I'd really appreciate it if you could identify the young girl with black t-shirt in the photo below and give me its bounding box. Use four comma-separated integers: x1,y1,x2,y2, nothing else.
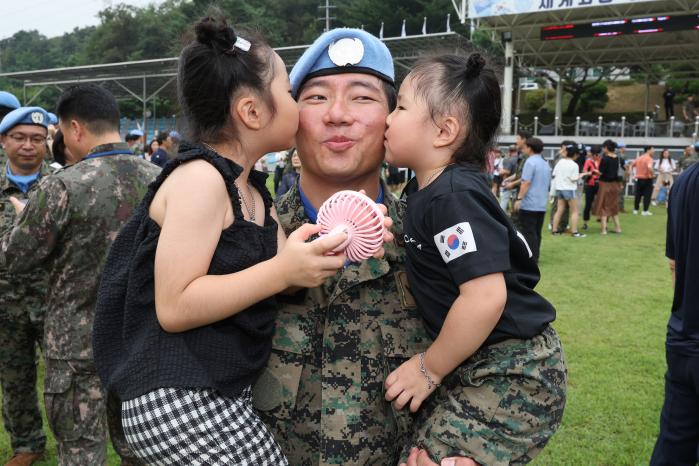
92,14,354,465
383,54,567,466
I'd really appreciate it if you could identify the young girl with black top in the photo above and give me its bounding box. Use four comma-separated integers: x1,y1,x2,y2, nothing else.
382,54,567,466
92,14,352,465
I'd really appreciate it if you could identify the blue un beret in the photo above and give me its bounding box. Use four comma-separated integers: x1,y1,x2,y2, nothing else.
47,112,58,125
128,129,144,137
290,28,394,98
0,91,20,110
0,106,50,134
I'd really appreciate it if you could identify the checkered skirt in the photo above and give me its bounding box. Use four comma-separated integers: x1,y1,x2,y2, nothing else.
122,386,288,465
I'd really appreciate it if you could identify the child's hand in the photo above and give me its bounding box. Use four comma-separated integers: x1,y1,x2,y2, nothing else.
277,223,348,288
385,353,441,412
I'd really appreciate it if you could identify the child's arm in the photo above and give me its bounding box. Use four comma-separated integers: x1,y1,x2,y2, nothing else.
154,162,347,333
385,272,506,412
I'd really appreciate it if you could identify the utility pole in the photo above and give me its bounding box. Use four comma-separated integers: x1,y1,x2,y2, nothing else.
317,0,336,33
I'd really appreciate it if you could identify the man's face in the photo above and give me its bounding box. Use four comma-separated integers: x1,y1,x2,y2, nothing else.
295,73,389,183
515,135,526,150
1,124,47,174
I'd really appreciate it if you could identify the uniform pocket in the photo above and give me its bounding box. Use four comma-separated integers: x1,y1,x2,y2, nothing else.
44,362,81,442
252,308,307,418
44,360,107,444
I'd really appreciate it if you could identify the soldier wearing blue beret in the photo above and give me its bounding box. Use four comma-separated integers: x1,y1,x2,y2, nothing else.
0,91,21,120
0,91,22,167
252,28,480,466
0,106,52,466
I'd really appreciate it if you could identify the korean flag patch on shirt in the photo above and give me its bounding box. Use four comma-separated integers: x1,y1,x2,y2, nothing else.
434,222,477,263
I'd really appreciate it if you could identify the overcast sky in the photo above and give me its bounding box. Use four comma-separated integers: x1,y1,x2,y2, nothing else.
0,0,166,40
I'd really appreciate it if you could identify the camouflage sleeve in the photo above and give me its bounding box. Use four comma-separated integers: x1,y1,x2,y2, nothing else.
0,176,70,273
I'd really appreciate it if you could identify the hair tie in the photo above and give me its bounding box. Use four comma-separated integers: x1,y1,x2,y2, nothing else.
230,36,251,53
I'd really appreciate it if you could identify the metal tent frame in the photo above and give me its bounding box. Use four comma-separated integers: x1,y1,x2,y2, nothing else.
450,0,699,136
0,32,470,136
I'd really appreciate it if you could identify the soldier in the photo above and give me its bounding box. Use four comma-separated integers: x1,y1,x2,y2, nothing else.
678,143,699,174
252,28,474,465
0,91,21,168
0,84,159,466
0,106,51,466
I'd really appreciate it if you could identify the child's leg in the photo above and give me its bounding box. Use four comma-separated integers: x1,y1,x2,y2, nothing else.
401,327,567,466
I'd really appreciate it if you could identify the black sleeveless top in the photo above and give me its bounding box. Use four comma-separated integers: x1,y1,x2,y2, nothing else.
93,142,278,400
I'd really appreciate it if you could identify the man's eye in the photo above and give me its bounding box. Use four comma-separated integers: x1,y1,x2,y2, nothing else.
397,106,406,111
355,96,375,102
304,95,326,101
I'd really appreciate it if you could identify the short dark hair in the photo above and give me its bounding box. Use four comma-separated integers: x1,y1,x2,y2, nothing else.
56,83,120,135
516,130,532,140
643,145,654,153
409,53,501,170
602,139,617,152
125,133,140,142
524,137,543,154
178,9,276,144
590,144,602,155
156,131,170,145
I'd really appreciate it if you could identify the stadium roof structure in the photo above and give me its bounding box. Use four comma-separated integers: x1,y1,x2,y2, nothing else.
475,0,699,74
451,0,699,136
0,32,470,109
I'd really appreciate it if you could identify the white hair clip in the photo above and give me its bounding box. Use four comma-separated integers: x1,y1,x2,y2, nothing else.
234,36,251,52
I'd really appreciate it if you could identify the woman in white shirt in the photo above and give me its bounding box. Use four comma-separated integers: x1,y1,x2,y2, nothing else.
652,148,676,205
551,143,585,237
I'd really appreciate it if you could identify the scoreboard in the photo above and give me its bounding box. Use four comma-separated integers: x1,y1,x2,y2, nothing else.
540,13,699,40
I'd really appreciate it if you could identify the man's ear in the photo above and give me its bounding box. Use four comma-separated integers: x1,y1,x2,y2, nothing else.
70,119,83,142
233,96,263,130
434,116,461,149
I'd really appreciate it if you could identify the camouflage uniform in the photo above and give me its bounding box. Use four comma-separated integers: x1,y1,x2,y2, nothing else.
0,143,159,466
678,153,698,173
253,179,432,465
0,161,50,455
401,326,567,465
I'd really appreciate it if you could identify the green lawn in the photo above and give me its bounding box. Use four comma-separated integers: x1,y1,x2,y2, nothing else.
0,199,673,465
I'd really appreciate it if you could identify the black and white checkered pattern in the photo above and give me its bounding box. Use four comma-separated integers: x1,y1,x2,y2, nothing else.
122,386,288,465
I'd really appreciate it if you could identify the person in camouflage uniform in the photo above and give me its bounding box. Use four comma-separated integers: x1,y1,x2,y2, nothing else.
678,143,699,173
0,106,51,466
0,85,158,466
251,28,434,466
0,91,22,172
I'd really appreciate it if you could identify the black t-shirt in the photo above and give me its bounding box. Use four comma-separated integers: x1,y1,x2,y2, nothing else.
663,90,675,104
402,164,556,345
665,162,699,354
599,154,621,182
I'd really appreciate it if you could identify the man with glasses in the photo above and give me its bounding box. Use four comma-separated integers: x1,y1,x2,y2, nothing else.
0,106,51,466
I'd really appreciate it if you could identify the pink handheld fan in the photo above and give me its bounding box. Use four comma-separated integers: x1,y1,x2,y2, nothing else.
316,190,385,262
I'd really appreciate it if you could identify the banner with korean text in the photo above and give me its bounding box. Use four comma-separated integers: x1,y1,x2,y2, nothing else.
468,0,659,19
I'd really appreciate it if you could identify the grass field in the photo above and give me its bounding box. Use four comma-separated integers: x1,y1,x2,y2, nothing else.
0,199,673,465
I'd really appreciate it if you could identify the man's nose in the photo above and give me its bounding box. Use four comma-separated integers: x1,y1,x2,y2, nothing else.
323,98,354,126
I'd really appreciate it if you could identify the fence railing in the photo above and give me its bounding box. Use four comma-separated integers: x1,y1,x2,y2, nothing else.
512,115,699,140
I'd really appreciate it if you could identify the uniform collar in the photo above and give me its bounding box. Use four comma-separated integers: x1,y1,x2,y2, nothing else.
297,180,384,224
85,142,133,159
1,161,49,194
